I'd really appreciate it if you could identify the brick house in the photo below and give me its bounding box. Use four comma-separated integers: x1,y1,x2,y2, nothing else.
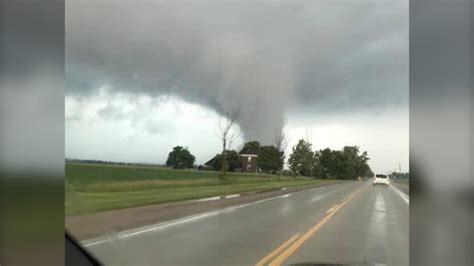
239,147,259,172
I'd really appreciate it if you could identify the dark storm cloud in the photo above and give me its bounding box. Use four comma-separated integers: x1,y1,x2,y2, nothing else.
66,0,408,143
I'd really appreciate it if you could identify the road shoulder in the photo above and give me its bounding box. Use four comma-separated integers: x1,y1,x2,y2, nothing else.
392,180,409,196
67,180,344,240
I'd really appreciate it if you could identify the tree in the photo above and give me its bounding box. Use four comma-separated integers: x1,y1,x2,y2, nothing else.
366,169,375,178
217,107,241,180
311,150,322,178
316,148,335,179
217,107,241,152
355,150,371,178
257,145,284,173
340,146,373,180
240,140,260,153
340,146,359,180
288,139,314,177
166,146,195,169
212,150,241,172
330,150,346,179
314,146,373,180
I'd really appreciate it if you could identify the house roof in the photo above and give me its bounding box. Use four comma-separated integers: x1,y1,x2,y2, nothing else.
204,155,218,166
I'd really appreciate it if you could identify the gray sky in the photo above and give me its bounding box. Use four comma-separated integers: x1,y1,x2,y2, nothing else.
65,0,408,174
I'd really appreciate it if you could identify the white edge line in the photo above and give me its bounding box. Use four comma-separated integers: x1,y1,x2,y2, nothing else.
223,197,276,211
82,239,107,247
82,211,219,247
279,193,293,198
225,194,240,199
83,192,298,247
82,183,339,247
390,184,409,204
196,196,221,202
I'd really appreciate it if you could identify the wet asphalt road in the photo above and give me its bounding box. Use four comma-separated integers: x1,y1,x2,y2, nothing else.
85,180,408,265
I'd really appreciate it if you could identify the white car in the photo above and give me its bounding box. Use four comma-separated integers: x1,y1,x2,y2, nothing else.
373,174,390,186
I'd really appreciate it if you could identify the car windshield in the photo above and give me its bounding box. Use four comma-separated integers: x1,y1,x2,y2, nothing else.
65,1,409,265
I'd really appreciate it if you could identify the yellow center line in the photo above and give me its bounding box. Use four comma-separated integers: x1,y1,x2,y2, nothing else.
325,204,339,214
255,233,301,266
267,190,360,266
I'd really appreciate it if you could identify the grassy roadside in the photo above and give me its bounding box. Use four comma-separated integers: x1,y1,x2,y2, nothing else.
66,163,336,216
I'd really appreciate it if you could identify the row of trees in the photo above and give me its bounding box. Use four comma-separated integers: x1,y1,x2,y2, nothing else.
165,140,286,174
165,139,373,181
288,139,373,180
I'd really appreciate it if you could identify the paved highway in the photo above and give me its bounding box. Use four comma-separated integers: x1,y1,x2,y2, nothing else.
84,181,408,265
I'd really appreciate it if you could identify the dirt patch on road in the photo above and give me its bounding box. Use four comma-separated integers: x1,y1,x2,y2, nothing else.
66,181,342,240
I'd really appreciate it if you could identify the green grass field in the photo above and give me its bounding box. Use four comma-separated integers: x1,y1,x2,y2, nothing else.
66,163,336,216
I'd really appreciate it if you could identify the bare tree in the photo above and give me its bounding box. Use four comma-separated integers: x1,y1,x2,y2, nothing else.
274,128,290,177
274,127,289,152
218,107,241,151
217,107,241,180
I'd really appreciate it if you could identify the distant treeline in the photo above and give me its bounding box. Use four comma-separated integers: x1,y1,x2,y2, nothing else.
391,172,409,179
66,159,165,167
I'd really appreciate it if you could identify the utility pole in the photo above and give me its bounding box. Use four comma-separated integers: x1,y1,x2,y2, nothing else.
399,162,401,173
